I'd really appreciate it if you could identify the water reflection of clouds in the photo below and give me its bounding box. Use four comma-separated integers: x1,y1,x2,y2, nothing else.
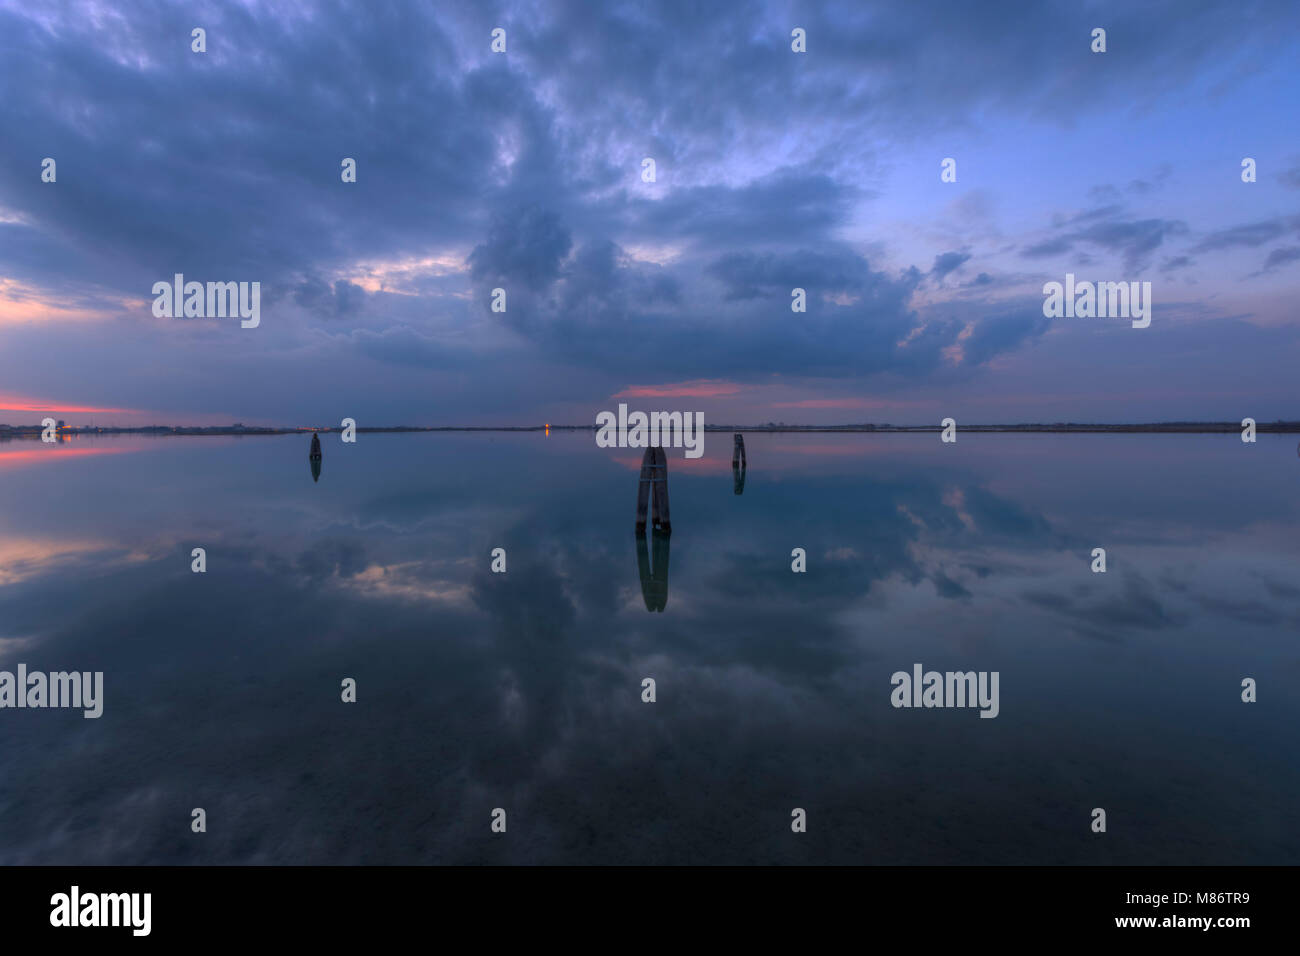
0,433,1297,863
0,535,154,587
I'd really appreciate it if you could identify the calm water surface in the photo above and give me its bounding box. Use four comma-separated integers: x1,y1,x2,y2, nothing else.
0,431,1296,864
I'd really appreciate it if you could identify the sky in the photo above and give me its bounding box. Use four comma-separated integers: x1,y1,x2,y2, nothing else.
0,0,1298,427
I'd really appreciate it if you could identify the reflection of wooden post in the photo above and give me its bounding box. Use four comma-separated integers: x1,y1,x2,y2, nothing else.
635,446,671,534
309,432,323,483
732,433,746,467
635,448,652,533
651,447,670,534
732,433,746,495
636,529,670,612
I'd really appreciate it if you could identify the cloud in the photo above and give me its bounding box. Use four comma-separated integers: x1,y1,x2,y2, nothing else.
0,0,1297,424
1191,219,1291,253
1022,205,1190,271
613,380,746,398
1126,164,1173,194
706,246,883,301
930,251,972,281
631,170,860,246
468,204,572,290
293,275,367,318
347,325,467,370
1021,236,1075,259
1278,159,1300,190
1258,245,1300,273
0,393,140,415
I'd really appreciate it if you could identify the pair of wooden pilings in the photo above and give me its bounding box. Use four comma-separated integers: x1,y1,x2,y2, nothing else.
635,434,748,527
635,446,671,534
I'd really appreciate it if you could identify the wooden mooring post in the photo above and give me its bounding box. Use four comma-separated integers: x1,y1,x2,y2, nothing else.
732,433,746,467
732,433,746,494
635,446,671,534
309,432,322,483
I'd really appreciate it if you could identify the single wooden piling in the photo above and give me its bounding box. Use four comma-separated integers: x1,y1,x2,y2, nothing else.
732,433,746,467
635,446,671,534
733,459,745,495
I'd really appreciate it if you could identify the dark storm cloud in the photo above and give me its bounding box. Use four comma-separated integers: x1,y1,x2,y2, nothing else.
0,0,501,292
557,239,681,312
465,212,1053,381
468,205,572,290
463,225,1018,380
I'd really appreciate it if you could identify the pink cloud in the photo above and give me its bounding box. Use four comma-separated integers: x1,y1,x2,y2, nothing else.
0,393,140,415
771,397,941,409
612,379,747,399
0,278,144,326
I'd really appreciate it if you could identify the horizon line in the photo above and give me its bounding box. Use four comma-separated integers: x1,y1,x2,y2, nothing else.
3,420,1300,434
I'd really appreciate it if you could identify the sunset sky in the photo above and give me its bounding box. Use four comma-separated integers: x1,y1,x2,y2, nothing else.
1,0,1298,427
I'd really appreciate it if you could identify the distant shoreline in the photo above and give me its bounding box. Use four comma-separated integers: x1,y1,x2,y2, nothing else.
3,421,1299,437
